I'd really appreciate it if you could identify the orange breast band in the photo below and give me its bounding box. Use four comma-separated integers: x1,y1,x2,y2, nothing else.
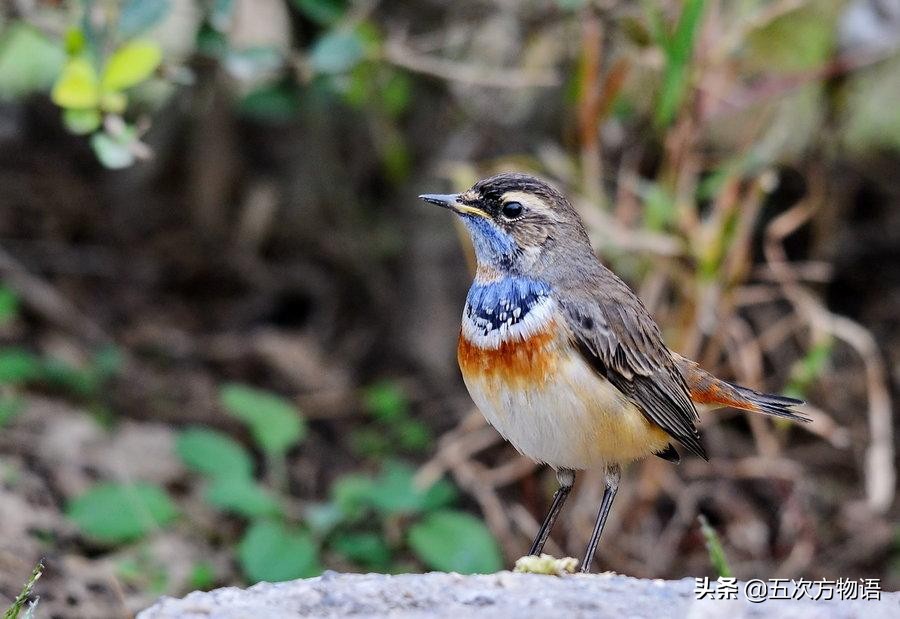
457,321,559,386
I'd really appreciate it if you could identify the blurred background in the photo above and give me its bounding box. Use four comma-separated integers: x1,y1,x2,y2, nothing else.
0,0,899,615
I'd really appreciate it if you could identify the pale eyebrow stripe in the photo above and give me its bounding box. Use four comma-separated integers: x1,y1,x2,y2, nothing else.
500,190,544,207
500,190,563,221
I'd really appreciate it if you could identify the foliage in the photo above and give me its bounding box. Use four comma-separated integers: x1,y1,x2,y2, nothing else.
0,284,121,430
646,0,705,128
351,381,432,458
175,428,254,480
786,339,834,400
0,345,121,407
238,520,320,583
220,384,306,457
0,24,65,101
66,483,179,543
698,515,732,579
408,510,503,574
0,0,411,169
2,560,43,619
0,285,18,325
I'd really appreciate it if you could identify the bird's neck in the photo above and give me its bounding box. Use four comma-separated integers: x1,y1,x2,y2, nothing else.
461,215,517,271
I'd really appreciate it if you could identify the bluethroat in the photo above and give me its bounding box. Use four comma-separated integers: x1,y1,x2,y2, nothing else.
420,172,809,573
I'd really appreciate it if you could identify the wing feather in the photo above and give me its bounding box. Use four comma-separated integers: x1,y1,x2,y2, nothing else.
562,295,709,461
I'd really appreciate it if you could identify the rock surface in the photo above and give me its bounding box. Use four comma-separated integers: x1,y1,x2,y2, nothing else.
138,571,899,619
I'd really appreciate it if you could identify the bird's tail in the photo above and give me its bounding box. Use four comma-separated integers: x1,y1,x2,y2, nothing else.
672,353,810,423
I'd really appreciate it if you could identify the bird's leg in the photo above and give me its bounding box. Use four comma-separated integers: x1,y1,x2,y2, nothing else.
528,468,575,556
579,464,621,573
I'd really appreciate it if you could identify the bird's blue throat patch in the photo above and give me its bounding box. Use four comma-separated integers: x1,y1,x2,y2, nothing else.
465,276,551,335
460,215,518,270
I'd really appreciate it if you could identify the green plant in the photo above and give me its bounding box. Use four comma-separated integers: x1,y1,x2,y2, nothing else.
785,338,833,400
3,560,43,619
646,0,705,128
0,284,121,425
47,1,171,168
350,381,433,458
0,285,19,326
698,514,732,578
319,460,501,574
66,482,179,544
178,383,310,582
177,382,500,581
116,548,170,595
1,0,414,174
408,510,503,574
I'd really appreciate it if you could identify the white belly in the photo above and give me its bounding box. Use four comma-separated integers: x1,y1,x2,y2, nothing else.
461,348,670,470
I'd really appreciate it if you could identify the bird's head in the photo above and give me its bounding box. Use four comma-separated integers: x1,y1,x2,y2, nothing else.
420,172,591,278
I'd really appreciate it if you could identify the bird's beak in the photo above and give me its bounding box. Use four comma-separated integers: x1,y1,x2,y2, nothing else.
419,193,488,218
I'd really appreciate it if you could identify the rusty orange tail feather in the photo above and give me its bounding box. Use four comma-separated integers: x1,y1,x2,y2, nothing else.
673,353,810,423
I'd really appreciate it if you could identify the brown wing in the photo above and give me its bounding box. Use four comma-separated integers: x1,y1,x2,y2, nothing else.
560,285,709,461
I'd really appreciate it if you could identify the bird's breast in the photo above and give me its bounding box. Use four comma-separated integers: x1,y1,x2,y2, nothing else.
457,283,669,469
458,282,561,386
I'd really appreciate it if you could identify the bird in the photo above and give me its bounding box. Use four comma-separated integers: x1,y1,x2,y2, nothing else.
419,172,809,573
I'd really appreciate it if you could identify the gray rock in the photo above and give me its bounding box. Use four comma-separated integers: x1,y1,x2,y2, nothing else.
138,571,899,619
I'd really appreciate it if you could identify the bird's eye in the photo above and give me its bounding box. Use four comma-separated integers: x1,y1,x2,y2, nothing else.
500,201,524,220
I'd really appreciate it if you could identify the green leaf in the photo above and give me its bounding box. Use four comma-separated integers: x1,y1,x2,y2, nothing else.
64,28,86,56
0,348,42,384
350,427,392,456
408,510,502,574
291,0,347,26
330,474,377,519
0,285,19,324
118,0,171,39
641,181,675,231
238,520,321,583
0,23,66,101
369,461,456,515
100,90,128,114
698,514,732,578
51,56,99,109
304,502,345,536
62,108,101,135
363,381,408,423
66,483,178,543
175,428,253,480
653,0,705,128
786,338,833,398
330,532,391,569
206,477,281,518
220,384,305,455
310,30,364,75
100,40,162,93
42,357,98,396
90,130,136,169
395,420,432,452
239,84,301,122
188,561,216,591
92,346,123,380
